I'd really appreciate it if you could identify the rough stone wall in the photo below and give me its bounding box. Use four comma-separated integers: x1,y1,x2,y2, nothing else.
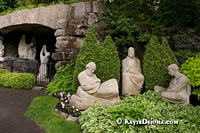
0,2,108,69
52,2,108,69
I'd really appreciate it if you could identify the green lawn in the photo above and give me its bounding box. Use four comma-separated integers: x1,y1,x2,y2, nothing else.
25,96,81,133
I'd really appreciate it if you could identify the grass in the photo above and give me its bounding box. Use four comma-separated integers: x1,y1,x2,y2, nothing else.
25,96,81,133
0,0,97,16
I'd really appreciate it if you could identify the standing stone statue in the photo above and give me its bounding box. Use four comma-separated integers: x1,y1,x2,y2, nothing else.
154,64,191,106
38,45,50,78
122,47,144,96
70,62,120,110
0,36,5,61
18,35,36,60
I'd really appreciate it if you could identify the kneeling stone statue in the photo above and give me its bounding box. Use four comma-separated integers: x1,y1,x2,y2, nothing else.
70,62,120,110
154,64,191,106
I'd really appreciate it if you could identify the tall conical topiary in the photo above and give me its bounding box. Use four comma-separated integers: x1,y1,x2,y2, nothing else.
143,35,178,90
98,35,120,85
161,37,179,65
72,28,101,92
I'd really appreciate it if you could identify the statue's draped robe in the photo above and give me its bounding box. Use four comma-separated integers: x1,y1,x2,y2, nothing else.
161,74,191,105
122,57,144,96
78,71,119,99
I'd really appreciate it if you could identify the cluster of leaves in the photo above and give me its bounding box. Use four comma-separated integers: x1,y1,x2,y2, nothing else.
101,0,167,56
0,69,36,89
153,0,200,29
47,62,74,95
180,55,200,99
79,91,200,132
0,0,18,12
54,92,81,117
72,28,120,91
143,35,178,90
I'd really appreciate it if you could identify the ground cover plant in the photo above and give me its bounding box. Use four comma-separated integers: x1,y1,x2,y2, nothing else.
0,69,36,89
180,55,200,99
79,91,200,133
25,96,81,133
47,62,74,95
54,92,81,117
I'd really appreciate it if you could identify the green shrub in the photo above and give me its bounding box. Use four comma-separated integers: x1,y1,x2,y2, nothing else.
0,68,8,74
98,35,120,84
72,29,121,91
79,91,200,133
180,55,200,99
0,73,36,89
161,37,179,65
72,28,101,91
143,35,178,90
47,62,74,95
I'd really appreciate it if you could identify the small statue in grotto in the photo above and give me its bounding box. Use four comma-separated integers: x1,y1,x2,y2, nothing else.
0,36,5,61
18,35,36,60
38,45,50,78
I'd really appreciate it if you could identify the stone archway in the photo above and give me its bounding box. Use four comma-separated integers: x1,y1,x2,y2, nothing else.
1,24,56,62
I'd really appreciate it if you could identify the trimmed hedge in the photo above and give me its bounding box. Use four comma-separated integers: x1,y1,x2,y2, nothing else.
98,35,120,84
0,69,36,89
180,55,200,99
72,28,101,91
79,91,200,132
143,36,178,90
47,62,74,95
72,29,120,91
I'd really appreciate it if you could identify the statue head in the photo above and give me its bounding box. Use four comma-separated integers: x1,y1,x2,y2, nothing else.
86,62,96,75
128,47,135,58
168,64,179,76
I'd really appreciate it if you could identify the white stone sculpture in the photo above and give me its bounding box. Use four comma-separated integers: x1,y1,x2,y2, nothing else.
38,45,50,78
18,35,36,60
154,64,191,106
122,47,144,96
0,37,5,61
70,62,120,110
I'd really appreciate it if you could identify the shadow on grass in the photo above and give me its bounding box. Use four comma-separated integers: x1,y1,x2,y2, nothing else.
25,96,81,133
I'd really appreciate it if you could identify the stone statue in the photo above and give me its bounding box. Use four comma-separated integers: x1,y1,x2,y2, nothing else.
0,36,5,61
38,45,50,78
70,62,120,110
154,64,191,106
18,35,36,60
122,47,144,96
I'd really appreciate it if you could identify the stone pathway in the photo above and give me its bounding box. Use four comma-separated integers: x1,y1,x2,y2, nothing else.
0,87,46,133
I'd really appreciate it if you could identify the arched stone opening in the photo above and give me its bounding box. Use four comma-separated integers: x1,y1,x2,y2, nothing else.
0,24,57,75
1,24,56,63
